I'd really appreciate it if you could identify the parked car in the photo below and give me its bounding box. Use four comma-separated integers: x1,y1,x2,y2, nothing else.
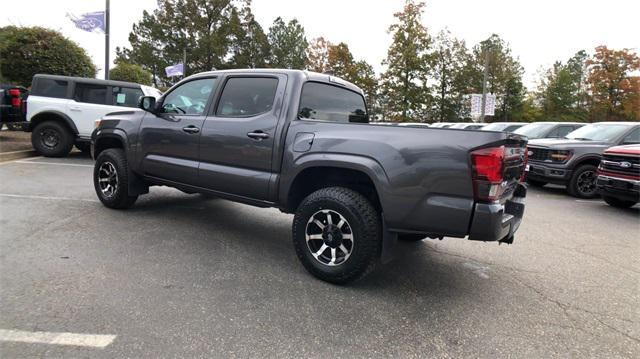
480,122,525,132
24,74,161,157
513,122,585,139
596,144,639,208
0,84,28,129
448,122,487,130
397,122,430,128
430,122,454,128
91,69,528,284
526,122,640,198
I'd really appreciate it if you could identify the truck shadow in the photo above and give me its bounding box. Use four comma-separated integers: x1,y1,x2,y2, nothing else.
126,191,488,299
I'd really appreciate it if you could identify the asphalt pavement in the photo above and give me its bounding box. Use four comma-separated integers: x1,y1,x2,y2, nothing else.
0,154,638,358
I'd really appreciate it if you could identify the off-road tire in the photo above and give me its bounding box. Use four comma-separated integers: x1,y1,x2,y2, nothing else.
602,196,636,209
567,164,598,199
292,187,381,284
31,121,73,157
93,148,138,209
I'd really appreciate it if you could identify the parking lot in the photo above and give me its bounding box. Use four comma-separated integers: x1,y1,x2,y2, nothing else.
0,154,638,358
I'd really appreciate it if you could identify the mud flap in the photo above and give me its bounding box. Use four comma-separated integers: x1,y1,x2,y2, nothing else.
381,212,397,264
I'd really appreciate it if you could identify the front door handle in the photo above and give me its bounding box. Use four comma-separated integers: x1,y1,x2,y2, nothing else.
182,126,200,134
247,131,270,140
69,106,81,111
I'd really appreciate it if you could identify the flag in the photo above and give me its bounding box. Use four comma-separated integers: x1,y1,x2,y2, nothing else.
165,64,184,77
67,12,106,33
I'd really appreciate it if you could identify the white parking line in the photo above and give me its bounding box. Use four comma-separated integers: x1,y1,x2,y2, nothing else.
13,160,93,168
0,329,116,348
0,193,99,203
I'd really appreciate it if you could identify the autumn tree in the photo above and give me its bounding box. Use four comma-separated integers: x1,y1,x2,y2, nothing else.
380,0,433,122
306,37,331,73
586,46,640,120
268,17,308,69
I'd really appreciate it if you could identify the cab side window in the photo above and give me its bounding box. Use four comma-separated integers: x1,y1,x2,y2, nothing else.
298,82,368,123
215,77,278,117
161,78,216,115
74,83,108,105
112,87,144,108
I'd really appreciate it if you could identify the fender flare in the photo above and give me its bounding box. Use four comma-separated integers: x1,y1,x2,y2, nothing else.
94,128,148,196
29,110,79,134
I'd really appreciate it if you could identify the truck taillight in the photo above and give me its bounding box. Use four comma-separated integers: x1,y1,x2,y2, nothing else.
471,146,505,202
8,89,21,107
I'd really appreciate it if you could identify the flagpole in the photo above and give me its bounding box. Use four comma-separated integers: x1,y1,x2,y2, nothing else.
104,0,110,80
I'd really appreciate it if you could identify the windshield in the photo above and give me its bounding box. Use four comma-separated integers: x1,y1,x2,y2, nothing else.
565,124,631,141
513,123,555,139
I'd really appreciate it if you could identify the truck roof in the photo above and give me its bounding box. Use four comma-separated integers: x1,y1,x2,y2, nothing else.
185,69,364,95
33,74,145,88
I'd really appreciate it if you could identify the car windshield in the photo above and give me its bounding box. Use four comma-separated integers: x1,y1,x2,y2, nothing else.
565,124,632,141
513,123,555,139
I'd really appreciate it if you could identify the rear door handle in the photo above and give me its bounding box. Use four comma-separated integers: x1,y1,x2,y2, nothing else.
247,131,269,140
182,126,200,134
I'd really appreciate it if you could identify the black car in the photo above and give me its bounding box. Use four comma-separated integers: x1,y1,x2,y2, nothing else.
514,122,584,140
526,122,640,198
0,84,28,129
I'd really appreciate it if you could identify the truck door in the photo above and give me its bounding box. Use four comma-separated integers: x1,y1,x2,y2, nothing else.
197,74,287,200
138,77,218,184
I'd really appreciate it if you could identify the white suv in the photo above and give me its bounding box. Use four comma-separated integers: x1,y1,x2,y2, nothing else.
26,74,161,157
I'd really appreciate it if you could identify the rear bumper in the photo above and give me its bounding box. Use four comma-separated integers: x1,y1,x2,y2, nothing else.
596,175,640,202
468,183,527,243
525,161,571,184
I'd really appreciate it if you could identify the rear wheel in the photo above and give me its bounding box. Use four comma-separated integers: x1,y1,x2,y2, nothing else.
526,179,547,187
603,196,636,208
93,148,138,209
31,121,73,157
292,187,381,284
568,164,598,199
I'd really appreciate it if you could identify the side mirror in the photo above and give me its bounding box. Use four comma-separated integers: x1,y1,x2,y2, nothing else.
138,96,157,113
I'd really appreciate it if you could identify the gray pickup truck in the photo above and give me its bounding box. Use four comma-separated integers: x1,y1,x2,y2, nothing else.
91,69,528,283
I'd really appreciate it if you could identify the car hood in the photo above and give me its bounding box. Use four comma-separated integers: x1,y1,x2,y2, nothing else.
528,138,611,150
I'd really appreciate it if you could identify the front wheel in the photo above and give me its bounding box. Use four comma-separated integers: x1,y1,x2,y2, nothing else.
568,164,598,199
93,148,138,209
603,196,637,208
292,187,381,284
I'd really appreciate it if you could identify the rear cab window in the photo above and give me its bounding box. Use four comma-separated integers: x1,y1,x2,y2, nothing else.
31,78,68,99
298,82,368,123
74,82,108,105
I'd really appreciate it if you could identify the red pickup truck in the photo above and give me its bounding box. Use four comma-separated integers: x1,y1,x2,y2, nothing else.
596,144,640,208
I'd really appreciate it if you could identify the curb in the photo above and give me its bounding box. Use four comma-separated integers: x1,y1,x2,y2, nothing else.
0,150,39,162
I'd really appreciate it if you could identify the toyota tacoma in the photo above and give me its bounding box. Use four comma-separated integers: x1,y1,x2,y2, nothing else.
91,69,528,284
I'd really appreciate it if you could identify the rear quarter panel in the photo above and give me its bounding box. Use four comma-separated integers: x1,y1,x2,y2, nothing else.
280,121,514,237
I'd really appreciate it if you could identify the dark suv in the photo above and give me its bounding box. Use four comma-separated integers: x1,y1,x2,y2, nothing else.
526,122,640,198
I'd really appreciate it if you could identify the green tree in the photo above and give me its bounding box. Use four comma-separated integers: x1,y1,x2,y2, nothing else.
229,1,271,68
380,0,433,122
109,62,152,85
536,51,588,121
267,17,308,69
431,30,469,122
462,34,526,121
0,26,96,86
117,0,238,87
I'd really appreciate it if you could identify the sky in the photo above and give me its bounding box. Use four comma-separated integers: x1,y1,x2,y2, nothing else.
2,0,639,88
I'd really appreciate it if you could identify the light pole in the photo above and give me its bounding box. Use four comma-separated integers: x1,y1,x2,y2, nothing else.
104,0,110,80
479,44,490,123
